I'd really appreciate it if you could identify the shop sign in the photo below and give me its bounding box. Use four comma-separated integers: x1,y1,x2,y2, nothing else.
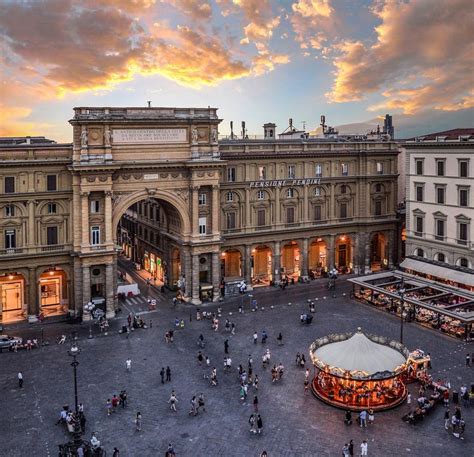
249,178,321,188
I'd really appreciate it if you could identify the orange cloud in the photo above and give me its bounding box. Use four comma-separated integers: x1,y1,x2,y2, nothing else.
290,0,336,51
327,0,474,114
167,0,213,20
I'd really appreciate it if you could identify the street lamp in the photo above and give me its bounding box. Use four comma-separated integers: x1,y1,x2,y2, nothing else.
59,343,85,455
397,278,406,344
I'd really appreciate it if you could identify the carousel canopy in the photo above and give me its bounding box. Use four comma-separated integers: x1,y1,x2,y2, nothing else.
314,331,406,375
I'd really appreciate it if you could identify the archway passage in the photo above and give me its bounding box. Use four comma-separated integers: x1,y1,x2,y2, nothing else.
309,239,327,278
281,241,300,280
251,245,272,287
117,197,185,290
335,235,352,273
221,249,242,279
0,272,25,323
39,268,68,318
371,232,387,271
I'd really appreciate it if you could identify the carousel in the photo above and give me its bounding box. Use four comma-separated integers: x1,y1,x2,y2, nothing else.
309,328,409,411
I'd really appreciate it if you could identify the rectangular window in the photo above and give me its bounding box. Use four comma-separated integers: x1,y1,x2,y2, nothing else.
458,223,468,244
199,217,207,235
4,176,15,193
5,205,14,217
314,205,322,221
257,190,264,200
287,207,295,224
415,185,424,202
90,200,100,213
375,200,382,216
227,167,236,182
46,175,57,191
459,188,469,207
376,162,383,174
436,160,445,177
47,203,57,214
415,159,423,175
415,216,423,236
258,166,266,180
340,203,347,219
257,209,266,226
288,165,296,179
91,226,100,245
5,229,16,249
47,226,58,245
198,193,207,205
459,160,469,178
435,220,445,240
315,164,322,177
341,163,348,176
226,212,236,230
436,187,445,204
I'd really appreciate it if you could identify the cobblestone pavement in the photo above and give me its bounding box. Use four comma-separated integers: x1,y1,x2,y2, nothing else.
1,276,473,457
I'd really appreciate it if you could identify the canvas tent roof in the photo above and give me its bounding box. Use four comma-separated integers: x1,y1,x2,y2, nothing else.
314,331,406,375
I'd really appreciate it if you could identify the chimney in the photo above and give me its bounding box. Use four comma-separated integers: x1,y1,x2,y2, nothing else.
263,123,276,140
147,101,152,108
230,121,234,140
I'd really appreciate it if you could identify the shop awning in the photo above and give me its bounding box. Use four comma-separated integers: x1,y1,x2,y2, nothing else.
400,258,474,288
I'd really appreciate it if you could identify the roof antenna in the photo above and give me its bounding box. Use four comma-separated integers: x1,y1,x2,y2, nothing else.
147,101,152,108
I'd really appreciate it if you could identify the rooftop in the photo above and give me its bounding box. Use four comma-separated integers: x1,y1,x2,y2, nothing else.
0,136,57,146
407,128,474,142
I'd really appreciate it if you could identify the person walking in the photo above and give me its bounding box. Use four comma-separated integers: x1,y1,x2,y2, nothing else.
360,440,368,456
256,414,263,434
261,330,268,344
444,409,450,429
368,409,375,425
17,372,23,388
359,409,367,427
249,413,256,433
348,439,354,457
197,351,203,366
305,368,310,382
112,447,120,457
342,444,350,457
197,393,206,413
277,332,283,346
253,395,259,412
466,353,471,367
304,378,310,394
135,412,142,431
253,374,259,390
253,331,258,344
125,359,131,372
407,392,412,408
168,391,178,412
166,366,171,382
106,399,112,416
224,339,229,354
189,396,197,416
160,367,165,384
111,394,119,412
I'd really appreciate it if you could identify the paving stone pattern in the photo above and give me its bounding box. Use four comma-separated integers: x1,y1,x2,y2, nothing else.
0,278,473,457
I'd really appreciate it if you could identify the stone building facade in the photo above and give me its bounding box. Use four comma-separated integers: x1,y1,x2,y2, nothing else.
0,107,400,323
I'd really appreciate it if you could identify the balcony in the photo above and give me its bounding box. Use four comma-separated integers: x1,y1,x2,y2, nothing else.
41,244,66,252
0,247,23,255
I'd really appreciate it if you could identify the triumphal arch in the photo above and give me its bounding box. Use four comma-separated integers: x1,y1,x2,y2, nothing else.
70,107,223,316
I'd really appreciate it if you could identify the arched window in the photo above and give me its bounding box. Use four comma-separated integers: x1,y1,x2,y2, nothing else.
226,191,234,202
437,253,445,262
416,248,424,257
459,257,469,268
375,183,381,193
341,185,347,194
257,190,265,200
287,188,294,198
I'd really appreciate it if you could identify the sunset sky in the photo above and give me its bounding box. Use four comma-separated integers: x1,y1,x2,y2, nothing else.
1,0,473,141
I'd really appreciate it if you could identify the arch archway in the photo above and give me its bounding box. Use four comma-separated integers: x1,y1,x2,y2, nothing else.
0,272,26,323
370,232,387,271
335,235,352,272
221,249,242,278
251,245,272,286
309,238,327,277
112,189,192,242
38,267,69,317
281,241,300,279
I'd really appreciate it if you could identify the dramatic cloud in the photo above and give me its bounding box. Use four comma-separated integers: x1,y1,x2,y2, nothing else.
290,0,335,51
167,0,213,21
327,0,474,114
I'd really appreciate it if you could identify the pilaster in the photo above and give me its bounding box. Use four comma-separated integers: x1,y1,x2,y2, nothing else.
211,252,220,301
273,241,281,283
105,263,115,318
191,254,201,304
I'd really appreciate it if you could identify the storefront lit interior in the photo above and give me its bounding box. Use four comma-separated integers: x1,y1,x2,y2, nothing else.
39,268,68,317
350,261,474,340
281,241,300,280
221,249,242,279
309,239,327,278
251,245,272,287
335,235,353,273
0,273,25,323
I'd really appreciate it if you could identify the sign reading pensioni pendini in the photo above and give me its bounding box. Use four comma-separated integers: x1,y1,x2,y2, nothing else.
249,178,321,188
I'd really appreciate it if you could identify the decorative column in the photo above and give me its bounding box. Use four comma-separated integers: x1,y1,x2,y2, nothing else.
364,233,371,273
191,254,201,305
303,185,309,223
182,247,192,298
275,189,281,225
330,183,336,220
273,241,281,284
104,191,113,246
301,238,309,278
244,245,252,285
353,233,360,274
211,252,220,301
27,200,35,248
388,230,395,268
81,191,89,247
27,267,38,322
105,263,115,318
245,188,251,228
82,265,91,306
191,186,199,236
212,185,220,235
328,235,335,269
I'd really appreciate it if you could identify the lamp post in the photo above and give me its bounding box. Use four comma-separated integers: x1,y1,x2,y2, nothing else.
69,343,83,451
397,279,406,344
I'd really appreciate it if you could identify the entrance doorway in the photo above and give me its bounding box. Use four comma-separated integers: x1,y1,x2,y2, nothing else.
39,269,68,317
221,249,242,279
281,241,300,280
0,273,24,323
371,232,387,271
335,235,352,273
309,239,327,278
251,245,272,286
